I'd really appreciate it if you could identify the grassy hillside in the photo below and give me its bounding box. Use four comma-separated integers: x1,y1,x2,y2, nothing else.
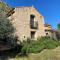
20,37,60,54
12,46,60,60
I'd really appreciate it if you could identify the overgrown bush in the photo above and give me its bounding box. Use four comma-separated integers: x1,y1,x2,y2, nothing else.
20,37,60,55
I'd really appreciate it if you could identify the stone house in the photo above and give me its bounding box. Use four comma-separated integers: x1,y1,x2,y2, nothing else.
8,6,46,41
44,24,52,37
44,24,60,40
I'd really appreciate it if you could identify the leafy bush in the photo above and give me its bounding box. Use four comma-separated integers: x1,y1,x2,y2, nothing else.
20,37,60,55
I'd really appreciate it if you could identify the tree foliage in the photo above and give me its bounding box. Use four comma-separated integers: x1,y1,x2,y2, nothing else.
0,2,16,47
57,23,60,30
0,2,15,17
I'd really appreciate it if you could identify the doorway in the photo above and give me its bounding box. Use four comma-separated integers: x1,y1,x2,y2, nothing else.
31,31,35,39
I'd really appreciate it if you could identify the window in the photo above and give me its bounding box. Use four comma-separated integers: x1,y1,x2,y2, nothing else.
30,15,35,28
30,15,35,21
30,14,38,29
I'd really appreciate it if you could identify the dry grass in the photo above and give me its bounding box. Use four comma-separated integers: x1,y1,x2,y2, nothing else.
9,46,60,60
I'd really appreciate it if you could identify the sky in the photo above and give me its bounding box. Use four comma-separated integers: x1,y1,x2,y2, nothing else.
4,0,60,29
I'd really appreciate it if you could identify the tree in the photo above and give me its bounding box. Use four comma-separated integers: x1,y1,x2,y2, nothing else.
57,23,60,30
0,2,15,17
0,2,16,47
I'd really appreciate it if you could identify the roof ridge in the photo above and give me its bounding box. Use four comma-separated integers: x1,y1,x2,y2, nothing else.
16,6,33,8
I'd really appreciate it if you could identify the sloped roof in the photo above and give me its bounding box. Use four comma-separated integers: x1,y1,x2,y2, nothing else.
45,29,60,33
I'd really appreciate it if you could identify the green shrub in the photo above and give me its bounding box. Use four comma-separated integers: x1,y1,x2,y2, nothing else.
20,37,60,55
